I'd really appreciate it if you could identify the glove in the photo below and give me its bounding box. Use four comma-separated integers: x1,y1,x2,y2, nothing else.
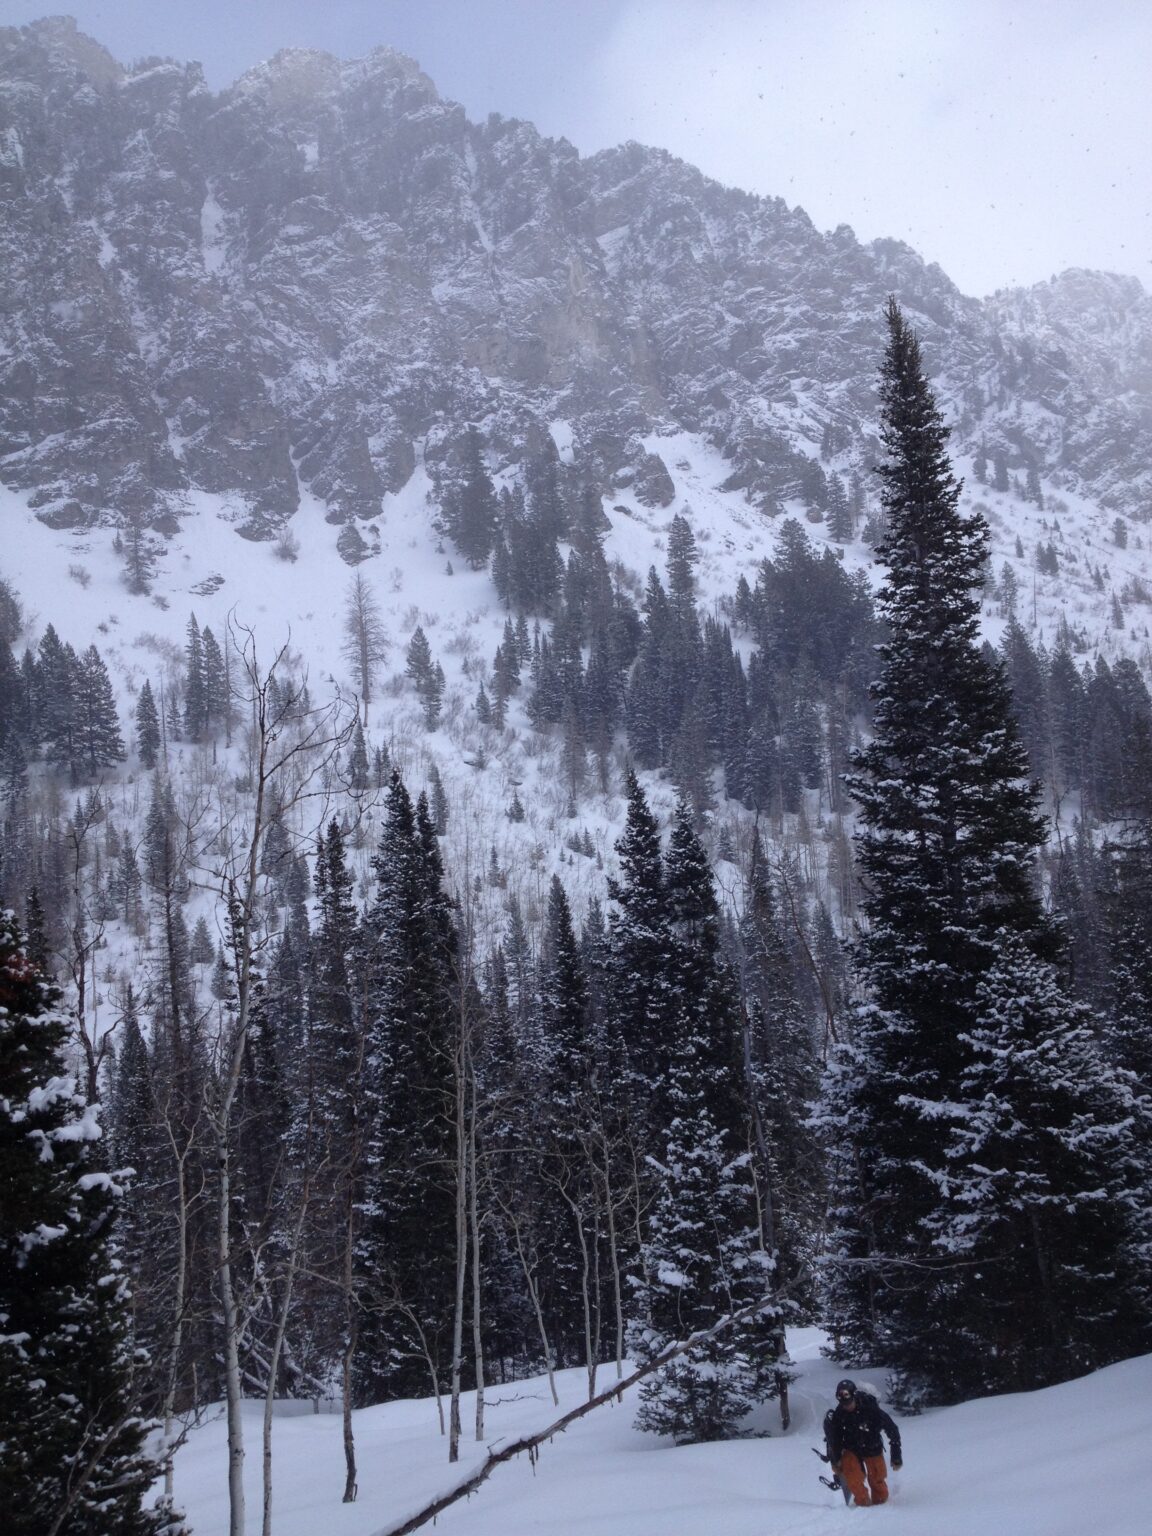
891,1455,903,1470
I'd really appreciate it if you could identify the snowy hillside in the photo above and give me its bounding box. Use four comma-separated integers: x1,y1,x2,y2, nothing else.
6,404,1150,956
168,1330,1152,1536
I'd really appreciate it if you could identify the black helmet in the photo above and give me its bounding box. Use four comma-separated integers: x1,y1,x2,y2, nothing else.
835,1379,857,1400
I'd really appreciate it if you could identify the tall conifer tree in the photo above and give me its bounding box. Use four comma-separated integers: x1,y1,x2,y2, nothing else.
821,300,1149,1405
0,912,175,1534
629,801,781,1441
356,773,459,1400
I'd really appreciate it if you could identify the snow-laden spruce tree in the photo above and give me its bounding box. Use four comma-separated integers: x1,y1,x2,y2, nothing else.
819,299,1150,1406
355,773,459,1404
921,932,1150,1397
627,799,783,1442
0,910,180,1534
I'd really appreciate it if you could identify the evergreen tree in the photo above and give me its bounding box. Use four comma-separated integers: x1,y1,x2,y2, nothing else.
518,875,596,1366
738,834,823,1304
0,912,174,1534
405,627,444,729
347,720,370,794
625,571,673,769
183,615,206,741
500,483,563,614
36,624,80,778
135,681,161,769
442,426,499,570
665,514,699,615
1000,617,1048,781
565,485,615,641
922,933,1150,1396
629,801,781,1441
296,818,365,1391
75,645,126,778
525,443,568,542
1046,640,1085,795
0,575,22,648
605,769,675,1128
0,638,25,755
821,300,1110,1406
356,773,459,1400
826,472,854,542
200,627,228,737
1102,820,1152,1091
427,763,450,835
105,989,174,1421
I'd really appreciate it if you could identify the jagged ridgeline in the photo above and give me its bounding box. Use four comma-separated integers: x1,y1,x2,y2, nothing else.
0,15,1150,546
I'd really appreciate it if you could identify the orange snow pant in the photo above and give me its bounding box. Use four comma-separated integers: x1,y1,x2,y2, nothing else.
839,1452,889,1506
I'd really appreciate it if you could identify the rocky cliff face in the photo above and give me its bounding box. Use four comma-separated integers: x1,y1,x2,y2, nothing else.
1,16,1149,546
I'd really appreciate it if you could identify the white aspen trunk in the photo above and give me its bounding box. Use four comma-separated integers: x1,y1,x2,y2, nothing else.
448,1031,469,1463
468,1062,485,1442
507,1214,559,1407
590,1203,603,1397
160,1135,191,1504
573,1199,595,1400
261,1179,311,1536
218,1139,246,1536
340,1190,359,1502
597,1141,626,1378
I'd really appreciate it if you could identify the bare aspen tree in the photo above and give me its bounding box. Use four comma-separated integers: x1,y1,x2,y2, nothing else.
156,1078,205,1506
199,628,353,1536
447,1004,469,1465
468,1045,486,1443
259,1133,321,1536
342,571,389,723
492,1190,560,1408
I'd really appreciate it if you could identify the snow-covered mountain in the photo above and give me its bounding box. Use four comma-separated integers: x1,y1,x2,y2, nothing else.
4,26,1152,1536
4,13,1152,960
1,14,1149,547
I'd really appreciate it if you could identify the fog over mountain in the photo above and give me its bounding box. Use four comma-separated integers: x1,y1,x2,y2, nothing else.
1,15,1149,545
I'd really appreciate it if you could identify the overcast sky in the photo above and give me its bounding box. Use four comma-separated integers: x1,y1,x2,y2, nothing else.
1,1,1148,297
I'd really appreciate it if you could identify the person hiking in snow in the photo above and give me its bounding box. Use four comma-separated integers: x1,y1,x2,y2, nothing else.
824,1378,902,1507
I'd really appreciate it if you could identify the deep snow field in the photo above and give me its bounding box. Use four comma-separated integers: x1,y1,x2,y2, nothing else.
167,1328,1151,1536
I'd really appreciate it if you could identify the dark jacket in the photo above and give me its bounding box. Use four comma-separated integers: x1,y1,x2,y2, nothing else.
824,1393,901,1465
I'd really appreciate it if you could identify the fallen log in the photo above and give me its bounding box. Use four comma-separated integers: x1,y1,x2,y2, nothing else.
373,1289,784,1536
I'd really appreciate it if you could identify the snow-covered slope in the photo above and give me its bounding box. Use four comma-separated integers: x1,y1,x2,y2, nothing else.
167,1329,1151,1536
5,384,1151,960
